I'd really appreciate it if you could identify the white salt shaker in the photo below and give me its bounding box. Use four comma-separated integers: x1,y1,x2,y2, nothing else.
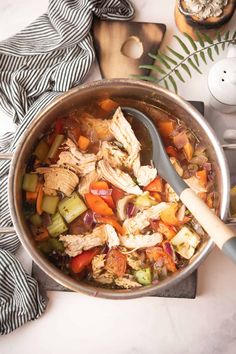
208,45,236,114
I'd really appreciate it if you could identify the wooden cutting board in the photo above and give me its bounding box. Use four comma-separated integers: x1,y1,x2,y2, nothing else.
92,19,166,79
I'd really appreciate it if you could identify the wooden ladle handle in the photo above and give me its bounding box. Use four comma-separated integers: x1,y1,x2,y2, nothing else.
180,188,236,263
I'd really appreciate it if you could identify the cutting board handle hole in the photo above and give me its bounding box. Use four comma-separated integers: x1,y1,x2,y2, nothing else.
121,36,143,59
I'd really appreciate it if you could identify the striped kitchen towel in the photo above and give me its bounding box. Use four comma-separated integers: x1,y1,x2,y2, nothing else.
0,0,134,335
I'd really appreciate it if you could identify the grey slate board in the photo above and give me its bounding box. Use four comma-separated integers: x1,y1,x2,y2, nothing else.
32,101,204,299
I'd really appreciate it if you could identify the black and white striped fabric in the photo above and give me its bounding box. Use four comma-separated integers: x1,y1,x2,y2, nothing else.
0,0,134,335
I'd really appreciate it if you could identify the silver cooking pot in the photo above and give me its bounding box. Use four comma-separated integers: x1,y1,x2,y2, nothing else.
0,79,233,299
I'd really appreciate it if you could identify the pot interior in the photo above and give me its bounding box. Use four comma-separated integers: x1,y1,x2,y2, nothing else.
9,79,230,299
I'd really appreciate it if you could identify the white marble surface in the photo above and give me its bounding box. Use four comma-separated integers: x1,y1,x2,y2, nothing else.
0,0,236,353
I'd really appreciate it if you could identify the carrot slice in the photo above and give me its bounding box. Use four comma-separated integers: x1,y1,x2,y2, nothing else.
166,146,179,158
144,176,163,192
85,193,114,216
90,181,109,190
26,191,38,203
96,216,124,235
78,135,90,151
196,170,207,187
36,185,44,215
158,121,175,137
98,98,119,113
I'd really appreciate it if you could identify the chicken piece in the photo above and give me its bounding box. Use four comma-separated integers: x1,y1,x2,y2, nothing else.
78,170,100,196
60,225,108,257
98,159,142,195
117,195,135,221
115,276,141,289
136,165,157,186
184,176,207,193
106,224,120,249
92,254,106,278
165,183,180,203
58,138,98,176
123,202,170,235
110,107,141,170
94,271,114,285
36,167,79,197
120,232,163,249
43,186,57,196
100,141,128,168
80,114,113,142
126,252,143,270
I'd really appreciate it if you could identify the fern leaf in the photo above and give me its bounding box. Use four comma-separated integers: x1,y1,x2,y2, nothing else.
207,48,214,61
188,58,202,74
132,75,159,82
183,32,197,50
156,54,172,69
200,51,207,64
174,35,190,54
233,30,236,39
148,52,177,66
202,33,213,44
214,45,219,55
222,30,230,50
193,53,199,66
169,75,177,93
175,69,185,83
139,64,166,75
181,63,192,78
167,46,184,60
217,31,222,42
195,31,205,48
164,79,169,90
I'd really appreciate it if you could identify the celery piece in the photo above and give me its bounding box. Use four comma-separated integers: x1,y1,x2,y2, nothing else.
135,268,152,285
47,212,68,237
34,139,49,161
22,173,38,192
58,192,87,224
134,192,156,209
47,134,64,159
30,213,42,227
49,238,65,252
42,195,59,215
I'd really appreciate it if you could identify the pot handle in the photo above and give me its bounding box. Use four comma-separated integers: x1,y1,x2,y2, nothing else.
0,153,15,234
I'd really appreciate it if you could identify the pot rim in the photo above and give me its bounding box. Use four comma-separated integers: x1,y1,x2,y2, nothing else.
8,78,230,299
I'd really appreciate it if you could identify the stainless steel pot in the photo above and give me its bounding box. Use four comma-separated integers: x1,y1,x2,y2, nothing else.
0,79,234,299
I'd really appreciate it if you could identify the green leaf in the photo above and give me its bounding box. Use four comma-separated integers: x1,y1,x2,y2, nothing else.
183,32,197,50
222,30,230,50
217,31,222,42
207,47,214,61
195,31,205,48
175,69,185,83
169,75,178,93
200,51,207,64
167,46,184,60
149,53,177,65
181,63,192,78
188,58,202,74
214,45,219,55
155,53,172,69
174,35,190,54
202,33,213,44
164,79,169,90
139,64,166,75
193,53,199,66
132,75,159,82
233,30,236,40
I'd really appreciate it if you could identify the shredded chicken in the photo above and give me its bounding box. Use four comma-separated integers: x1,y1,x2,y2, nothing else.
94,272,114,285
60,225,108,257
165,183,180,203
126,252,143,270
123,202,170,235
106,224,120,248
100,141,128,168
80,114,113,142
98,159,142,195
120,232,163,249
43,186,57,196
136,165,157,186
115,276,141,289
92,254,106,278
78,170,100,196
110,107,141,170
57,138,97,176
36,167,79,197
